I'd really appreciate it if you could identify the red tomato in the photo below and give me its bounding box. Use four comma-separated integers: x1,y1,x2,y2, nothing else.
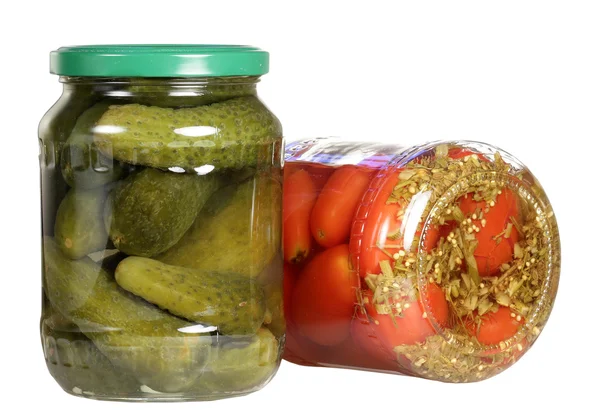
356,170,440,277
283,263,296,321
479,337,529,361
283,164,297,182
283,324,324,367
359,284,448,350
467,306,522,346
305,164,335,191
438,222,456,240
283,169,318,264
284,162,334,191
285,320,397,371
311,166,373,248
419,281,450,328
351,300,398,365
290,244,357,346
323,330,397,372
283,265,328,366
459,188,520,276
447,148,489,162
438,149,490,239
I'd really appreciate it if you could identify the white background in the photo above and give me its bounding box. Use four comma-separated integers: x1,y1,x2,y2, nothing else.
1,0,599,416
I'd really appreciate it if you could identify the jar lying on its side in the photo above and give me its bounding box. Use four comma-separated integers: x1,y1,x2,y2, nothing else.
283,138,560,382
39,45,284,401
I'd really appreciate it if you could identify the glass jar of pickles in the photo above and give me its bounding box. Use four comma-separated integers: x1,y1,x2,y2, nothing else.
283,138,560,382
39,45,283,401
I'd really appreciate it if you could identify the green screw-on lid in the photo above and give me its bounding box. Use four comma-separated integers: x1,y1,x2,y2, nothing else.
50,45,269,77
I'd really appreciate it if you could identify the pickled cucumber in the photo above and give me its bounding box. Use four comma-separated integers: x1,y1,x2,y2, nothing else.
194,328,279,393
42,310,140,397
61,102,125,189
54,187,110,259
263,279,286,338
157,174,281,279
93,96,282,170
115,257,266,335
105,168,222,257
39,87,99,236
43,237,212,392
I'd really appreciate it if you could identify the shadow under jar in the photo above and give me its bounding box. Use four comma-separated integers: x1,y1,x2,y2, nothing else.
282,138,560,383
39,45,284,401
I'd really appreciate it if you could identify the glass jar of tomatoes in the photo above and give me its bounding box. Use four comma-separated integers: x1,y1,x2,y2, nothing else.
283,138,560,382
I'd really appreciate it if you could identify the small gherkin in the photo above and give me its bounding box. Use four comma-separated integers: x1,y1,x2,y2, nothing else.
60,102,125,189
41,305,141,396
40,85,102,237
54,187,110,259
115,257,266,336
42,237,212,393
93,96,282,170
157,173,281,279
193,328,280,394
262,278,286,338
104,168,223,257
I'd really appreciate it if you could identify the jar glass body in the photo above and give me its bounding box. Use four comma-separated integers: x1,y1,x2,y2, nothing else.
283,137,560,383
39,77,284,401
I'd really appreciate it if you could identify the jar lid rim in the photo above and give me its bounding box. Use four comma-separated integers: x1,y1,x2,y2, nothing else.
50,45,269,77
